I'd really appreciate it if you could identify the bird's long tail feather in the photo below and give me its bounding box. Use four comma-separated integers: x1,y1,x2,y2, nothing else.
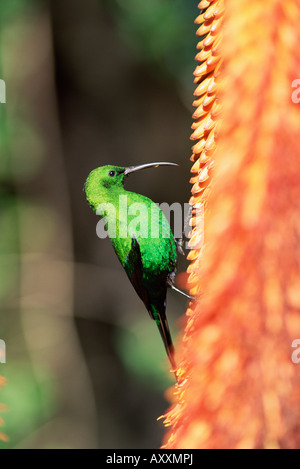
151,307,176,371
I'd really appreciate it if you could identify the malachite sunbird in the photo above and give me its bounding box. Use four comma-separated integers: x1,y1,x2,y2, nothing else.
85,162,185,372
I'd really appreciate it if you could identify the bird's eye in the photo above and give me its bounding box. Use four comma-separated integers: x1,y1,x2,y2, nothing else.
108,170,116,177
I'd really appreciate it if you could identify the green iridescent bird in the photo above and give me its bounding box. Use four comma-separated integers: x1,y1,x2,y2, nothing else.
85,162,183,371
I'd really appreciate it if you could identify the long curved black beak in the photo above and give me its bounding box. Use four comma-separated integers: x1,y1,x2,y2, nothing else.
124,162,178,176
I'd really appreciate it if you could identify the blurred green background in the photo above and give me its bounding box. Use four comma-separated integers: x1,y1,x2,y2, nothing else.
0,0,197,448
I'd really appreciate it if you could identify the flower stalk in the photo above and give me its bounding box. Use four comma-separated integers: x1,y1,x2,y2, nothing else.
162,0,300,449
0,376,8,443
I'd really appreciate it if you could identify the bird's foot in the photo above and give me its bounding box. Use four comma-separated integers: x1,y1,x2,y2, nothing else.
167,278,196,301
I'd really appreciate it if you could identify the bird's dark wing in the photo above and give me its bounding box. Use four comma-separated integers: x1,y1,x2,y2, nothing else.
124,235,151,314
125,235,176,370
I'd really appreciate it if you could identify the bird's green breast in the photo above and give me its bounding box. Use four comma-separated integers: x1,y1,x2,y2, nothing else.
103,190,177,277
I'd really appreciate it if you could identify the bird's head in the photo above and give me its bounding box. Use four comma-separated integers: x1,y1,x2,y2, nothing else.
85,162,178,211
85,165,125,210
